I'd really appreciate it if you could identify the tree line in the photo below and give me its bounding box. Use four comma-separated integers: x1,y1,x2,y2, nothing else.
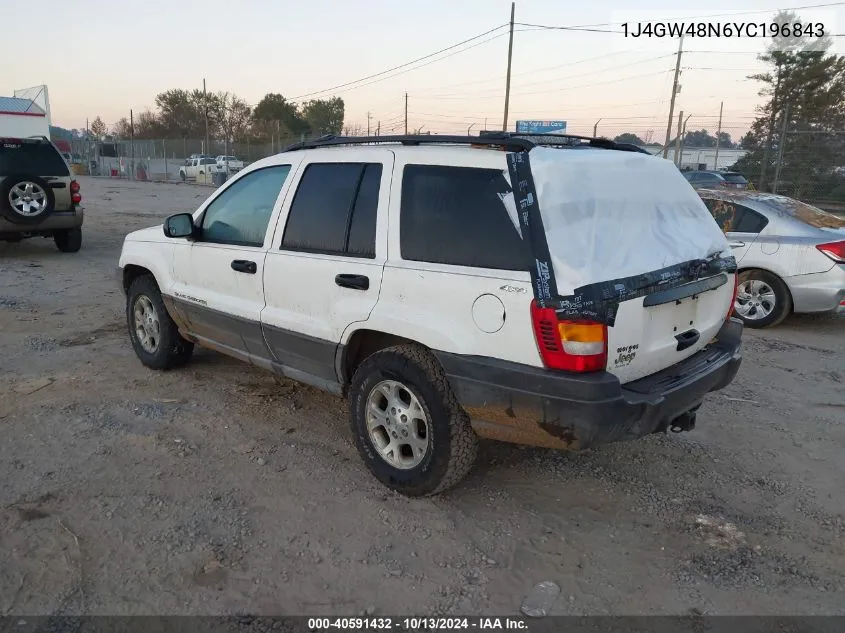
86,91,345,144
612,130,737,149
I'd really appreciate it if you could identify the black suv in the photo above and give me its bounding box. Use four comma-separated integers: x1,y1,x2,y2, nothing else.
0,137,83,252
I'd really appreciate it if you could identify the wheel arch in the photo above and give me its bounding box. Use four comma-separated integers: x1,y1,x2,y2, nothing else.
337,328,432,392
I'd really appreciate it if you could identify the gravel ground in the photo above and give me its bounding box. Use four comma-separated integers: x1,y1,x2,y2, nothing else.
1,177,843,616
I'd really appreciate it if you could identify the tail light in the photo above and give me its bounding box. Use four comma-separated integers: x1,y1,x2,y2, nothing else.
816,240,845,263
530,300,607,372
70,180,82,204
727,273,739,321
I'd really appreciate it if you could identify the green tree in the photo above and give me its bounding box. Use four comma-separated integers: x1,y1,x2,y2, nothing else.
90,116,107,140
732,10,845,198
134,110,164,139
717,131,735,149
613,132,645,145
300,97,345,135
216,92,252,144
683,129,717,147
252,93,308,137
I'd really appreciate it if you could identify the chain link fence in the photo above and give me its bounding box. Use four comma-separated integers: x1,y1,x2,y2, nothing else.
769,131,845,214
77,133,318,184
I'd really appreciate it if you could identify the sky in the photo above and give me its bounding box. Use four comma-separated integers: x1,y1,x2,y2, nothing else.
2,0,843,142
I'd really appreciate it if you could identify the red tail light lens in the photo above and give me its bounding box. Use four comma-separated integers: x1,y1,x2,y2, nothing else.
727,273,739,321
70,180,82,204
530,300,607,372
816,241,845,263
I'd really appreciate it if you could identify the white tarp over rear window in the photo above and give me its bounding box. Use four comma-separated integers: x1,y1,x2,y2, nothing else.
509,146,731,295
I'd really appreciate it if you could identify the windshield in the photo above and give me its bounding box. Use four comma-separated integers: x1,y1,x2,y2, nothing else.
721,173,748,185
763,196,845,230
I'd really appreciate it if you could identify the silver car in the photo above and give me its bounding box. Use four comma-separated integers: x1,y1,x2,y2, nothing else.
697,189,845,328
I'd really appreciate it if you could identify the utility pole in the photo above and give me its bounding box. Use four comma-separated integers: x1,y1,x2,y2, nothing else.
714,101,724,169
673,110,683,165
376,121,380,137
663,36,684,158
772,104,789,194
679,113,692,163
593,118,602,137
203,78,210,156
502,1,515,132
404,93,408,135
468,123,476,135
129,108,135,179
367,112,371,136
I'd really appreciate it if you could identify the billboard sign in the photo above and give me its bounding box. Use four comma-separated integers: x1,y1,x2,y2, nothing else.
515,120,567,134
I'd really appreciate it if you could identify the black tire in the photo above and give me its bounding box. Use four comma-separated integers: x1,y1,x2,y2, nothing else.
735,269,792,329
349,345,478,497
126,275,194,370
0,174,56,225
179,171,186,181
54,227,82,253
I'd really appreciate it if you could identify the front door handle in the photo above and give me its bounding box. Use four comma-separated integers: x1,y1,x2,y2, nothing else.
335,274,369,290
728,241,746,248
231,259,257,274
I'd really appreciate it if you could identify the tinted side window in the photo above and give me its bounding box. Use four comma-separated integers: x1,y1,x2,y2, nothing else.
200,165,291,246
0,142,68,176
282,162,381,258
734,204,769,233
400,165,529,270
346,164,381,258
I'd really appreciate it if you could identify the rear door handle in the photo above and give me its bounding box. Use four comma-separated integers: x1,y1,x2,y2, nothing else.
728,241,746,248
335,274,369,290
231,259,257,274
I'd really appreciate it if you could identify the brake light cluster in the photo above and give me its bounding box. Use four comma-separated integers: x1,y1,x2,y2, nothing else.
816,240,845,263
70,180,82,205
530,300,607,372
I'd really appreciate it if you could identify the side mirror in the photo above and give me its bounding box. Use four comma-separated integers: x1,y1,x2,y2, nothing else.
163,213,196,239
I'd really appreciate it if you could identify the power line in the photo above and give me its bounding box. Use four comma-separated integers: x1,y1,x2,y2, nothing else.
288,23,508,101
513,21,621,34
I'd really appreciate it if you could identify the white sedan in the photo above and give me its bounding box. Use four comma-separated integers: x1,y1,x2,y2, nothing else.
697,189,845,328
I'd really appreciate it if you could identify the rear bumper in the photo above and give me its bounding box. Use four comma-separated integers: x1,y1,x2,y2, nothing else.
787,265,845,314
0,208,84,234
436,318,743,450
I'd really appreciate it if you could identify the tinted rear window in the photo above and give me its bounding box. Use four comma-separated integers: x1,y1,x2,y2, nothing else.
721,173,748,184
0,141,69,176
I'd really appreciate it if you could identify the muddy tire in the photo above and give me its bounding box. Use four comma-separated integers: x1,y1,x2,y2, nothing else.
126,275,194,370
349,345,477,497
54,227,82,253
735,269,792,329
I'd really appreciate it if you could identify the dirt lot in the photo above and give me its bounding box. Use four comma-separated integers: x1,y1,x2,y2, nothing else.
1,176,843,616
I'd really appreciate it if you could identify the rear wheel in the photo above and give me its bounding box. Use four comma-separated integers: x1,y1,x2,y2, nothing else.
54,227,82,253
349,345,477,497
735,269,792,328
126,275,194,370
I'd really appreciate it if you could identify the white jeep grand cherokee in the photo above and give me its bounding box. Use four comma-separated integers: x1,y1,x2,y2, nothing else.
118,133,743,496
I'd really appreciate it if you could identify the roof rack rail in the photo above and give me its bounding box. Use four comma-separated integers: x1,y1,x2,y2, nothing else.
281,133,651,155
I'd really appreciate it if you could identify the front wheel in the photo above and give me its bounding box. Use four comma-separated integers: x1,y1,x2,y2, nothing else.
349,345,478,497
734,269,792,328
126,275,194,370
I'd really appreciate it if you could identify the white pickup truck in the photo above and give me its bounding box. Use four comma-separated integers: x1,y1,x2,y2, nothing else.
215,155,244,173
179,157,217,181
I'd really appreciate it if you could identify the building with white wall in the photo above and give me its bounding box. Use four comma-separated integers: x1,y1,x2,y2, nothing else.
0,96,49,138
